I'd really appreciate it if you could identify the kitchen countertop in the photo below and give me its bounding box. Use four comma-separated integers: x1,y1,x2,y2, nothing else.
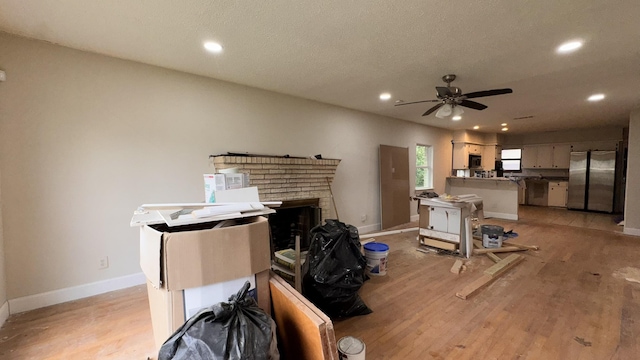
447,176,518,182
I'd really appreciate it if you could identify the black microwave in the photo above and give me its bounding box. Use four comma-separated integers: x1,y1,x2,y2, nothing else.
469,154,482,169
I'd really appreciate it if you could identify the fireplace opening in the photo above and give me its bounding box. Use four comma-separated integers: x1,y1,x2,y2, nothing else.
269,198,321,252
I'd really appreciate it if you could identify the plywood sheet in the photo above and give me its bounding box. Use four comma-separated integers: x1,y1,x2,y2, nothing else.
269,277,327,360
271,273,338,360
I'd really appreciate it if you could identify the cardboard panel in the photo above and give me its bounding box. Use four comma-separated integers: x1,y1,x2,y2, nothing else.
163,216,270,290
380,144,410,229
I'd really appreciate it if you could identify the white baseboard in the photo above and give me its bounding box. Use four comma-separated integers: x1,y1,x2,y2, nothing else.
410,214,419,222
623,227,640,237
8,272,146,315
0,301,8,328
358,223,381,235
484,211,519,221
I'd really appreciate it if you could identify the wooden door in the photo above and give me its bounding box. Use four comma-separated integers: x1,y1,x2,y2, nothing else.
379,145,410,229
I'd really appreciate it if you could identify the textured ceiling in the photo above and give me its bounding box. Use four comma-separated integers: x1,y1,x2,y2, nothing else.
0,0,638,134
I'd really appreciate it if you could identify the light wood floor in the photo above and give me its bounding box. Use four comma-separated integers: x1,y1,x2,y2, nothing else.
1,206,637,359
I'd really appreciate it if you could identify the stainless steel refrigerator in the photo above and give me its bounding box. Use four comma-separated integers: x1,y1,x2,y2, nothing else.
567,151,616,212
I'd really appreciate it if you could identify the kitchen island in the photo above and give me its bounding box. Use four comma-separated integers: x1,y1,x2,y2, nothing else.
445,177,521,220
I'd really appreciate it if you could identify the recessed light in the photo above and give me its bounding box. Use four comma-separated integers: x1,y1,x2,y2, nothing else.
473,125,479,130
501,127,508,131
501,123,507,126
557,40,583,54
204,41,223,53
587,94,605,102
452,115,462,121
379,93,392,101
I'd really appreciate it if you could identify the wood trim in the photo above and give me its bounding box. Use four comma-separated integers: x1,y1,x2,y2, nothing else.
472,246,527,255
419,228,461,243
420,237,458,251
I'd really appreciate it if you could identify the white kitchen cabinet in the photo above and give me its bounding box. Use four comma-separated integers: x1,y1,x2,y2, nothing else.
482,145,499,170
453,143,469,169
522,144,561,169
453,143,487,169
468,144,482,155
548,181,568,207
552,144,572,169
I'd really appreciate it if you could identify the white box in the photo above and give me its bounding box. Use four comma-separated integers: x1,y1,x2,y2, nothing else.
183,275,256,319
204,174,226,202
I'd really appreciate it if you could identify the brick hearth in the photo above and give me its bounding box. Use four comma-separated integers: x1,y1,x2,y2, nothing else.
212,155,341,220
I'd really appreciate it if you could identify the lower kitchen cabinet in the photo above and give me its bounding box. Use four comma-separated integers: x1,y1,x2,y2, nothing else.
548,181,568,207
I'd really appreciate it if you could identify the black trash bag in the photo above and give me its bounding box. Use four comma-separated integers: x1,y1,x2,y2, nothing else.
158,281,279,360
302,219,372,318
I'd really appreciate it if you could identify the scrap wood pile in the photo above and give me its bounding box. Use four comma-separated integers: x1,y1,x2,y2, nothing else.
454,237,539,300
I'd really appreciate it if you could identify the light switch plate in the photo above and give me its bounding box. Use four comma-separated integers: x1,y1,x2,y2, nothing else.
0,70,6,82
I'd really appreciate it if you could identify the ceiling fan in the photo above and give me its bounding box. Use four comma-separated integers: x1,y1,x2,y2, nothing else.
395,74,513,118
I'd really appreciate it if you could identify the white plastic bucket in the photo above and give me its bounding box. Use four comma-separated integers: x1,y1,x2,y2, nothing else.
363,242,389,276
338,336,366,360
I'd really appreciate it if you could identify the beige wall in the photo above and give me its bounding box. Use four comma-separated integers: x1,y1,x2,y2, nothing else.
624,109,640,234
0,33,452,300
0,166,6,306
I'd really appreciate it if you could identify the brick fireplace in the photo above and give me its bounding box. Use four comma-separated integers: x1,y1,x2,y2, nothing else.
211,155,341,221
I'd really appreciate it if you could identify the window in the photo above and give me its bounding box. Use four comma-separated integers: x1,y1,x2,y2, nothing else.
416,144,433,189
501,148,522,171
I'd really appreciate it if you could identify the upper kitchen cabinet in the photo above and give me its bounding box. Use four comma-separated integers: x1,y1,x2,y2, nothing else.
482,145,500,170
468,144,482,155
522,145,552,168
452,143,469,169
453,143,487,169
552,144,572,168
522,144,570,169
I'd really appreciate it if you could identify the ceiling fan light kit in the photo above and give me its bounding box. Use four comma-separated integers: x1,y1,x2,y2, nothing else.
395,74,513,120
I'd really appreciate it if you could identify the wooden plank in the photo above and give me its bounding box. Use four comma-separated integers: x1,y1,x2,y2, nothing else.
486,252,502,263
473,240,502,263
294,234,302,293
269,277,328,360
450,259,464,274
505,241,540,251
456,254,525,300
271,273,338,360
420,237,457,251
472,246,528,255
456,274,495,300
484,254,523,278
360,227,418,239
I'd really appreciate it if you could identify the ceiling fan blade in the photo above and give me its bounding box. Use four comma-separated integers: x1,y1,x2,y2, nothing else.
436,87,452,97
394,99,440,106
459,100,488,110
422,103,444,116
464,88,513,99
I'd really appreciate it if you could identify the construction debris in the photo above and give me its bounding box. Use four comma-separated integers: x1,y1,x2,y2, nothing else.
456,254,524,300
450,259,464,275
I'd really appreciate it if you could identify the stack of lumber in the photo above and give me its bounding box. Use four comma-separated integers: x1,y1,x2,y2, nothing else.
269,273,338,360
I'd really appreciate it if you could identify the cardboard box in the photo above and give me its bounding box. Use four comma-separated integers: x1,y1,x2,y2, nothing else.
139,216,272,348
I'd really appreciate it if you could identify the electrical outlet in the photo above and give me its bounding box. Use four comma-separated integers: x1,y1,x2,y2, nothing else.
99,256,109,270
360,214,367,222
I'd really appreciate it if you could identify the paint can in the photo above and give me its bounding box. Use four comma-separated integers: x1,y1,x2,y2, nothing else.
481,224,504,248
338,336,366,360
363,242,389,276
